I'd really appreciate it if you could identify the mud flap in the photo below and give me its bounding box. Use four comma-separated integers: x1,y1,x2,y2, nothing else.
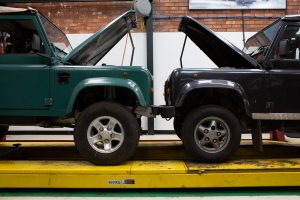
251,120,263,152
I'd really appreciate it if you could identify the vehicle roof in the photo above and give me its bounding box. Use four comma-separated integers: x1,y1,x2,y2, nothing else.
0,6,36,15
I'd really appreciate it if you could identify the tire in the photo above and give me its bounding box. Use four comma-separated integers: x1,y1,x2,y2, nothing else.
181,105,241,162
74,101,140,165
0,126,8,140
173,117,182,139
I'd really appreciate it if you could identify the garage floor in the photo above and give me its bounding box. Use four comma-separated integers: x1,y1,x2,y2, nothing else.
1,130,300,199
0,189,300,200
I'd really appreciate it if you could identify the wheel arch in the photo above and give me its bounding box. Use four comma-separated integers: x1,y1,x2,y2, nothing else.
174,80,251,128
66,77,147,114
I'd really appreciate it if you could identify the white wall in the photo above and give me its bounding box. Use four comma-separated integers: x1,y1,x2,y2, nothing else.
67,31,255,130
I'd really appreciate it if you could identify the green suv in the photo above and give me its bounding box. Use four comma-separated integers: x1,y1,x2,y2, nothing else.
0,7,153,165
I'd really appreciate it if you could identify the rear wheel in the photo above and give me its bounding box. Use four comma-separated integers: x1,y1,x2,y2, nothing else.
182,105,241,162
0,126,8,140
74,101,140,165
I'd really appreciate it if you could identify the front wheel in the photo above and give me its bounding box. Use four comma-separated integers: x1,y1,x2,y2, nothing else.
181,105,241,162
74,102,140,165
173,116,182,139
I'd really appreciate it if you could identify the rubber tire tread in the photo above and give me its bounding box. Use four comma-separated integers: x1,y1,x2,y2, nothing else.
173,117,182,139
74,101,140,165
181,105,241,162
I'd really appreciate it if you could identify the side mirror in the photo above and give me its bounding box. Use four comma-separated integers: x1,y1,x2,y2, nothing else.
279,39,290,57
31,34,41,52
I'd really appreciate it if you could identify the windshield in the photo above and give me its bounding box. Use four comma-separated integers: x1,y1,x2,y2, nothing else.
39,14,72,54
243,20,281,57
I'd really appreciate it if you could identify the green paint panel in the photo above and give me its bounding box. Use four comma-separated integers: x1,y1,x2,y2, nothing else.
0,61,49,110
51,65,152,115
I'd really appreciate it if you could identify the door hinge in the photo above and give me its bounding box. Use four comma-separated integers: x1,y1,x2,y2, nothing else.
45,98,53,106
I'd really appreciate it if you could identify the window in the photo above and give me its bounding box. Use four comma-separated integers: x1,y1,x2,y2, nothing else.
244,20,281,56
0,19,45,55
273,25,300,60
40,15,72,54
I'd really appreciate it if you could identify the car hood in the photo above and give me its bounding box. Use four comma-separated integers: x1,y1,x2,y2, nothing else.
179,16,259,69
64,10,136,66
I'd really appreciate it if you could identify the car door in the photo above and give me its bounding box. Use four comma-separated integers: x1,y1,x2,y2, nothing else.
0,16,51,112
268,22,300,115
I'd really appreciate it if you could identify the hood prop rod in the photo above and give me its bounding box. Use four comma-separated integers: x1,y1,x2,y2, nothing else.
180,35,187,68
126,19,135,66
129,30,135,66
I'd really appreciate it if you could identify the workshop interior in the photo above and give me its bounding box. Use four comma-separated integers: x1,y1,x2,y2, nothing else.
1,0,300,199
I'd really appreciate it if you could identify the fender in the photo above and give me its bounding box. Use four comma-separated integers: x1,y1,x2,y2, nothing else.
175,79,251,117
66,77,147,114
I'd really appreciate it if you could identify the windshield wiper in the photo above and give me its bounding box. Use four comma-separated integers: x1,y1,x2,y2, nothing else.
250,45,269,57
54,46,67,55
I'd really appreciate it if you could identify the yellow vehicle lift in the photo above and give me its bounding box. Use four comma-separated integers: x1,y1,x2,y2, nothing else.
0,139,300,188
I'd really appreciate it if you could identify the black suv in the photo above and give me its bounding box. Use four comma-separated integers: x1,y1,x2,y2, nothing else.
164,15,300,162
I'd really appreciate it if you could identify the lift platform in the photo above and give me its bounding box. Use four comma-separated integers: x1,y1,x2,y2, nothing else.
1,139,300,188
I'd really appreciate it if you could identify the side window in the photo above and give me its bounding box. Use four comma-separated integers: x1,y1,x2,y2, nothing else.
271,24,300,69
0,19,45,55
273,25,300,60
